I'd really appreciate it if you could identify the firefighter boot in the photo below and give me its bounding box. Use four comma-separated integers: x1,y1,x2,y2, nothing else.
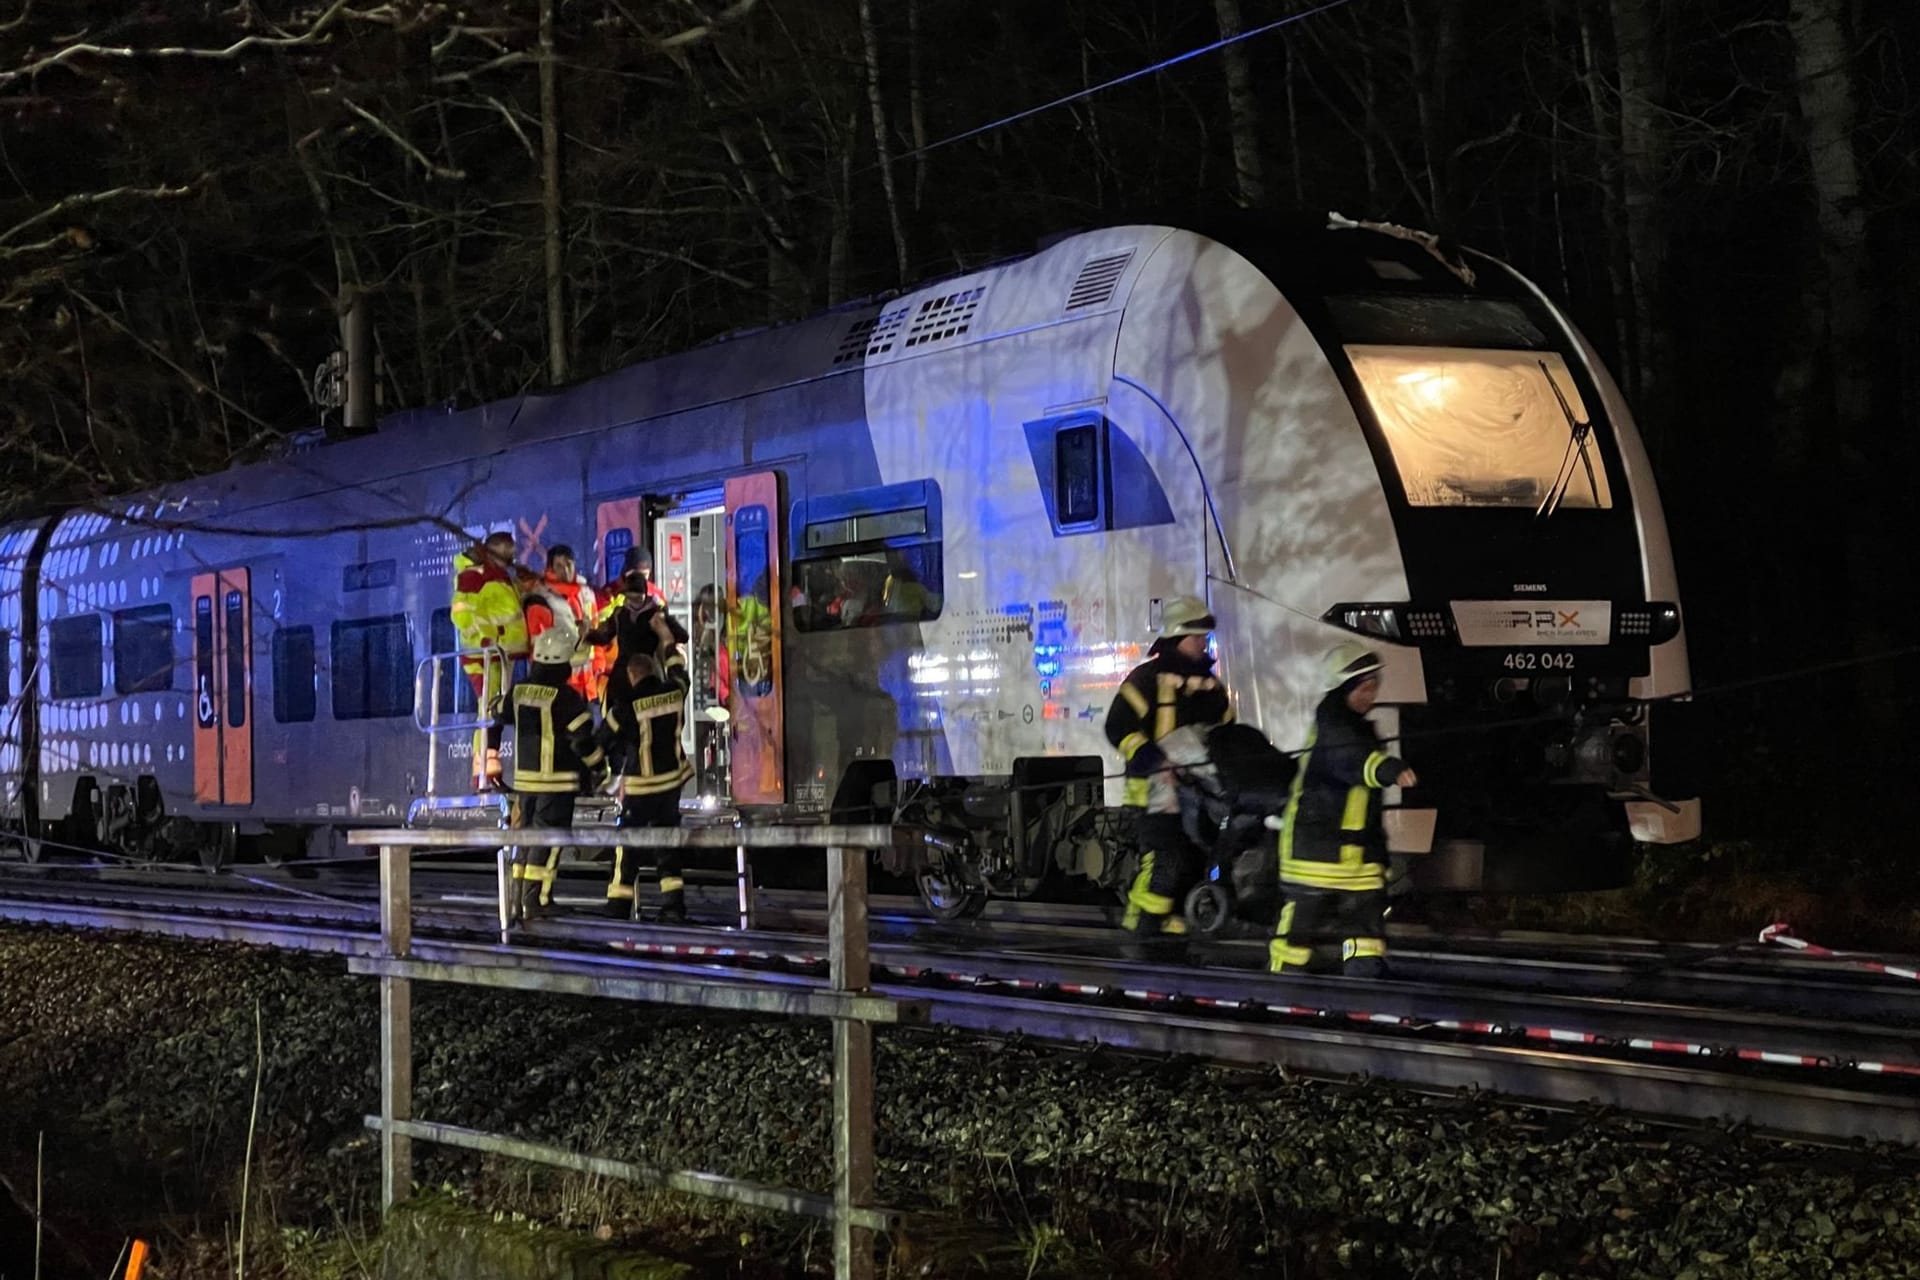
656,890,688,925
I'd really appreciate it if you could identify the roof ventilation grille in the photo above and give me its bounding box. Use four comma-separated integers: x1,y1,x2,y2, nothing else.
1065,250,1134,311
832,305,910,365
903,286,985,349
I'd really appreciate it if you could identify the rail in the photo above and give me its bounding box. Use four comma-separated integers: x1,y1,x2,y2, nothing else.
346,824,916,1280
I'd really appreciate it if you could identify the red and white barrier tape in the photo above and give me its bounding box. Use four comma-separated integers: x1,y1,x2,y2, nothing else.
605,935,1920,1079
1760,921,1920,982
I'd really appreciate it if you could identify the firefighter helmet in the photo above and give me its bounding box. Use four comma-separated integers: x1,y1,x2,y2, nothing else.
1324,640,1384,690
1158,595,1215,639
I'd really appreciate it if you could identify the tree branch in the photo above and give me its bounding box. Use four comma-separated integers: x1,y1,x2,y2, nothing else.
0,182,195,249
0,0,359,89
65,289,273,430
341,98,467,180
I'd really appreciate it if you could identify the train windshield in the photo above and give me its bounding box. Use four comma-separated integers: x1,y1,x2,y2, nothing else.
1345,345,1613,511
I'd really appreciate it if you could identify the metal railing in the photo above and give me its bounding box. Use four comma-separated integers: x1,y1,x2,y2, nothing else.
412,645,512,798
346,824,917,1280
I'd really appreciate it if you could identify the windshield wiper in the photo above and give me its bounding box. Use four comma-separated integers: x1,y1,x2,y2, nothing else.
1534,359,1598,521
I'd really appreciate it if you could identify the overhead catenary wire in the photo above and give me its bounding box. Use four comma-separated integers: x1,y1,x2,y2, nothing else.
871,0,1362,172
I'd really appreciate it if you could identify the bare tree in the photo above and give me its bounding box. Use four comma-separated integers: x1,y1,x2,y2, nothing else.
540,0,568,385
858,0,910,283
1608,0,1671,430
1212,0,1267,208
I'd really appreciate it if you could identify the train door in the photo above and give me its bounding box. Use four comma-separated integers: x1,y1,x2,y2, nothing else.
654,499,729,802
724,472,784,806
190,568,254,806
593,484,741,805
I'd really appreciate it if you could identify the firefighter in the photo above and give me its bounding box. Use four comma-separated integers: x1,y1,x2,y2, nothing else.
596,609,694,921
1102,595,1235,935
1268,642,1418,978
527,544,598,703
500,607,607,916
451,530,528,790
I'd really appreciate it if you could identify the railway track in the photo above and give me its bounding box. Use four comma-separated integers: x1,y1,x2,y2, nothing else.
1,858,1916,1146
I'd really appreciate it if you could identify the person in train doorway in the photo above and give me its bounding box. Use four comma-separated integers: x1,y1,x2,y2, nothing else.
452,530,529,791
527,544,598,705
596,608,694,922
1103,595,1235,938
1268,642,1418,979
500,608,608,917
590,547,686,705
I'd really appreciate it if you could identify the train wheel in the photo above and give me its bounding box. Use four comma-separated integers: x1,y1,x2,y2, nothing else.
199,823,238,873
1184,881,1235,936
915,867,987,921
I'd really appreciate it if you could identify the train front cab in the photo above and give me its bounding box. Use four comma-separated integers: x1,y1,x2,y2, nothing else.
1120,221,1701,896
1317,250,1703,893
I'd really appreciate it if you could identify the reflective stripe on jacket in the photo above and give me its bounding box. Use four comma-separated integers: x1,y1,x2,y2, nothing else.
1102,651,1234,808
598,651,692,796
452,549,529,673
503,663,604,794
1278,692,1407,890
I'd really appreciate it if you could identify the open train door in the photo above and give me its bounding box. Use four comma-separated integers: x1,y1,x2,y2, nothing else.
190,568,254,807
724,472,785,806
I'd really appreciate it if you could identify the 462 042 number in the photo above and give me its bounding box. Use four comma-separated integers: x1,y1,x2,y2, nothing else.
1503,651,1576,671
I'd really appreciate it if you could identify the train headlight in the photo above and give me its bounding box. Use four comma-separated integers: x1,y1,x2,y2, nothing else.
1334,605,1401,641
1327,603,1455,645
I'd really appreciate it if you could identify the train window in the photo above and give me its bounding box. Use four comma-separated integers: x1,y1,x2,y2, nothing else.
112,605,175,694
272,626,317,723
330,615,414,720
602,528,633,584
1347,345,1614,510
428,608,479,716
791,480,943,632
224,591,247,728
1055,423,1104,528
49,615,104,699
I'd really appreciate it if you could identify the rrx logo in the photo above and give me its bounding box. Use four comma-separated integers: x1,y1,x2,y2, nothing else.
1503,610,1581,630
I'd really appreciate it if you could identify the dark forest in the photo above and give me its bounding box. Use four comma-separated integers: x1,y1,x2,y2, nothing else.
2,0,1916,866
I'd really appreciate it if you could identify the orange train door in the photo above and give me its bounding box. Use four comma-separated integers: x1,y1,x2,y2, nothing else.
725,472,784,805
191,568,254,806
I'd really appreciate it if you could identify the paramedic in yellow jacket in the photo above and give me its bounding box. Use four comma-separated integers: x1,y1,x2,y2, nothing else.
451,530,529,789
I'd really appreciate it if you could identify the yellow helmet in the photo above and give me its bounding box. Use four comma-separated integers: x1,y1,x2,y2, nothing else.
1158,595,1215,639
1324,640,1384,690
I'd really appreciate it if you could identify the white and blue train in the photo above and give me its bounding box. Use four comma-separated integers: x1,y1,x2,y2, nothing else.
0,215,1699,908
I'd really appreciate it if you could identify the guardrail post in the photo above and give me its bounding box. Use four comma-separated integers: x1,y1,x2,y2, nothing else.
497,843,513,943
379,841,414,1211
826,842,875,1280
735,840,754,931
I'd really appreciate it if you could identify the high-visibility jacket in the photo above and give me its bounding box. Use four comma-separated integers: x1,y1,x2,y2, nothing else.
1277,692,1409,892
727,594,773,693
1103,649,1234,808
526,574,597,699
502,662,606,794
596,650,692,797
451,549,528,676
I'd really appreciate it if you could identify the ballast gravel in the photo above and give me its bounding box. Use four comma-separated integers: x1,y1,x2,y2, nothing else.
2,926,1919,1278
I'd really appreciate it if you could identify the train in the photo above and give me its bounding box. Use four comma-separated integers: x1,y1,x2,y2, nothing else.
0,213,1699,911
